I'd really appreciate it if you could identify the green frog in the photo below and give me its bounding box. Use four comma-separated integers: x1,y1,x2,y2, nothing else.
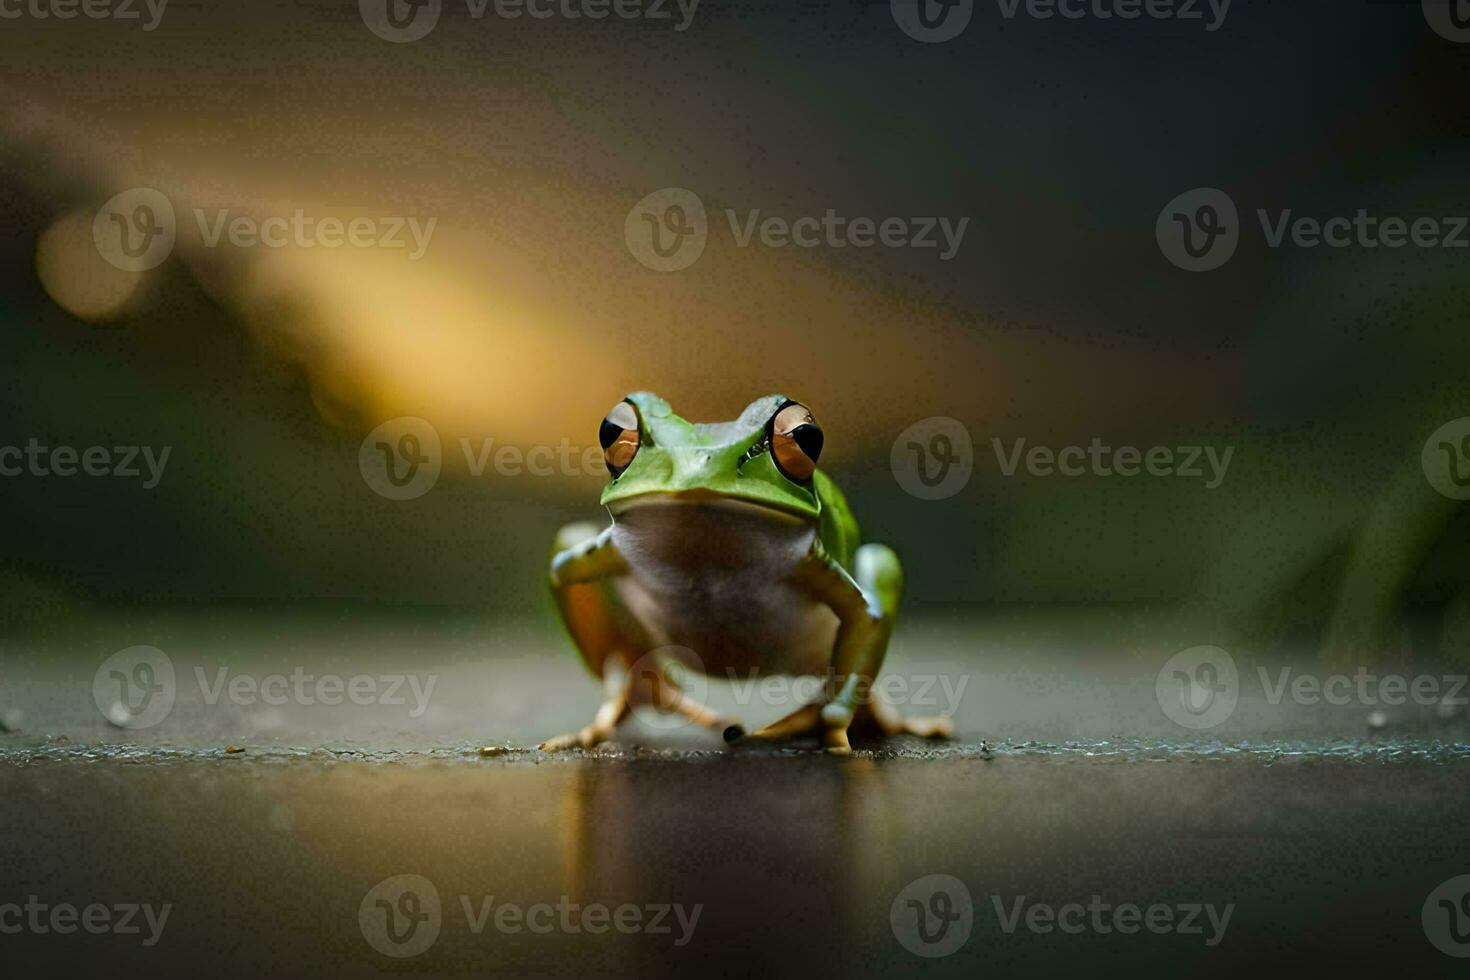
540,393,952,755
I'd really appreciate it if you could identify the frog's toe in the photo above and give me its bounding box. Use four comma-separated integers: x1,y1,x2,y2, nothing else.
854,698,954,741
903,715,954,739
540,727,611,752
821,726,852,755
738,703,824,743
538,732,582,752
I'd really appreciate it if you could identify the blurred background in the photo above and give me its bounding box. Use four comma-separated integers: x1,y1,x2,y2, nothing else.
0,0,1467,673
5,4,1470,977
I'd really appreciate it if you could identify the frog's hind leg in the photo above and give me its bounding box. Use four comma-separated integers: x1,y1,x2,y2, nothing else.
539,658,632,752
541,524,742,748
537,522,640,752
549,522,632,681
635,666,744,737
845,543,953,742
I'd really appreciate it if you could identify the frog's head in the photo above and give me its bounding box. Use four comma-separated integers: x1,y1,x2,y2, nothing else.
596,392,825,521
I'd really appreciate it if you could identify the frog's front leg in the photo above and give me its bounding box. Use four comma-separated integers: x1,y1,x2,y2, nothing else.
793,541,952,754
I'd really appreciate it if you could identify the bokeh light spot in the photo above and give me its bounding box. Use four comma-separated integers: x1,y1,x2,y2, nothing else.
35,209,144,322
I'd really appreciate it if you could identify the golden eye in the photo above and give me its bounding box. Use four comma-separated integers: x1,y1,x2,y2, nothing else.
599,400,640,477
770,401,823,482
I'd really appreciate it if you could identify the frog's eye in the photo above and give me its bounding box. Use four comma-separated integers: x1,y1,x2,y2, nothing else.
769,401,823,482
599,400,640,477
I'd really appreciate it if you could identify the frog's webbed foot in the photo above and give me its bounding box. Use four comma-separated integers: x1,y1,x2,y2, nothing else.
818,697,954,753
537,659,631,752
536,691,630,751
537,657,743,751
538,733,577,752
536,719,632,752
851,697,954,740
727,700,856,755
725,693,952,753
730,702,825,744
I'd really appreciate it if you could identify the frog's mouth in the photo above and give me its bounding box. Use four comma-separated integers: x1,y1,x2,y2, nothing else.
607,490,815,524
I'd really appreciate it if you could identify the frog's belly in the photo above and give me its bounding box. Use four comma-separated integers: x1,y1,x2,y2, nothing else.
609,498,838,678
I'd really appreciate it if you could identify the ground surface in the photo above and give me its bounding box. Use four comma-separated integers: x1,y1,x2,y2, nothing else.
2,610,1469,975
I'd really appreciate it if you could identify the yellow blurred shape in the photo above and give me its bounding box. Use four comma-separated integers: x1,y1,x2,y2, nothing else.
35,210,144,321
237,239,606,461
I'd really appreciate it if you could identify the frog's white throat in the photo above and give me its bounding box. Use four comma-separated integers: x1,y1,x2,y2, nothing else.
606,493,834,677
